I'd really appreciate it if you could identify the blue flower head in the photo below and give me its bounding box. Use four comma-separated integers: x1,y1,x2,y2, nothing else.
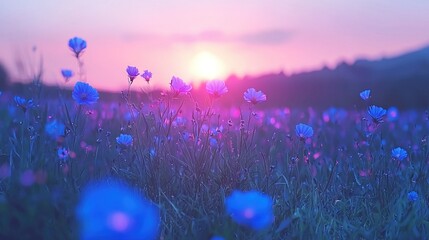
61,69,73,82
225,190,274,230
295,123,314,139
368,105,387,123
45,120,65,139
126,66,139,83
116,134,133,147
72,82,99,105
360,89,371,101
408,191,418,202
211,236,225,240
76,180,160,240
14,96,34,112
391,147,407,161
69,37,87,58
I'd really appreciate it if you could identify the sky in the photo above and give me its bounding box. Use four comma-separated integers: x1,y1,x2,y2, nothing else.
0,0,429,91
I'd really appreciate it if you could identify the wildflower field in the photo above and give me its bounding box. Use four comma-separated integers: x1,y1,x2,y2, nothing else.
1,37,429,240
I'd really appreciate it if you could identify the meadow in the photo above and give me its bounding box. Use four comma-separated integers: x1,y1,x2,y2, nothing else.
0,37,428,240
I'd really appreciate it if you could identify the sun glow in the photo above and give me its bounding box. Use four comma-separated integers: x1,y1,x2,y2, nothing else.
190,51,225,83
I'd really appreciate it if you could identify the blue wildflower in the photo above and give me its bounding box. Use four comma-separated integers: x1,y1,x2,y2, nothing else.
387,107,399,122
61,69,73,82
72,81,99,105
360,89,371,101
76,180,160,240
68,37,87,58
14,96,34,112
45,120,65,139
295,123,314,139
141,70,152,83
225,190,274,230
211,236,225,240
368,105,387,123
391,147,407,161
116,134,133,147
408,191,418,202
126,66,139,83
57,147,69,160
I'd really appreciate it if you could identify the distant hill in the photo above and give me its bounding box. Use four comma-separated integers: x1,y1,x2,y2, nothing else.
193,45,429,109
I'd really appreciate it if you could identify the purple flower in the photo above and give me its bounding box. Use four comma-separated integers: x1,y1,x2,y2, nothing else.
68,37,87,58
61,69,73,82
244,88,267,104
170,76,192,97
126,66,139,83
360,89,371,101
391,147,407,161
368,105,387,123
72,82,99,105
76,180,160,240
295,123,314,139
206,80,228,98
141,70,152,83
225,190,274,230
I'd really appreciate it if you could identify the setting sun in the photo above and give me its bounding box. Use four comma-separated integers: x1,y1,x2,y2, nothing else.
190,51,225,83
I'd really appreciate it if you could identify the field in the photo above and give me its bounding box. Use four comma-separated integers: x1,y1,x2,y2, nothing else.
0,39,429,240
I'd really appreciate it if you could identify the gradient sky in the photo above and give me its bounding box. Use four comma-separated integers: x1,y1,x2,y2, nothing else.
1,0,429,91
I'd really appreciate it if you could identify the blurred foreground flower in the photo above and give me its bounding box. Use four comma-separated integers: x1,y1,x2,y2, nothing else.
76,180,160,240
391,147,407,161
360,89,371,101
68,37,87,58
225,190,274,230
244,88,267,104
368,105,387,124
408,191,418,202
206,80,228,98
170,76,192,97
126,66,139,84
14,96,34,113
295,123,314,139
45,120,65,139
72,82,99,105
141,70,152,83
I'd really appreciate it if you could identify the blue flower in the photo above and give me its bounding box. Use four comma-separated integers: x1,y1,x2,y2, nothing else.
68,37,87,58
141,70,152,83
360,89,371,100
61,69,73,82
126,66,139,83
14,96,34,112
225,190,274,230
72,82,99,105
76,180,160,240
368,105,387,123
211,236,225,240
116,134,133,147
57,147,69,160
391,147,407,161
408,191,418,202
295,123,314,139
45,120,65,139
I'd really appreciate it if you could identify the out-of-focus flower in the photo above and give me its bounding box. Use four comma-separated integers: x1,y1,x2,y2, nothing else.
14,96,34,113
360,89,371,101
76,180,160,240
68,37,87,58
170,76,192,97
45,120,65,139
368,105,387,123
126,66,139,84
408,191,418,202
211,236,225,240
72,82,99,105
387,107,399,122
391,147,407,161
116,134,133,147
61,69,73,82
206,80,228,98
295,123,314,139
57,147,69,160
244,88,267,104
141,70,152,83
225,190,274,230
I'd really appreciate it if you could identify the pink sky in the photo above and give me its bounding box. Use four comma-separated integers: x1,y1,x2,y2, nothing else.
1,0,429,91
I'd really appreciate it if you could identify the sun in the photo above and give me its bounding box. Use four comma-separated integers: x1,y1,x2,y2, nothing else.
190,51,225,82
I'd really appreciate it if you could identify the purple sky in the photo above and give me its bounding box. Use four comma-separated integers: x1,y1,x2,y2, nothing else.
1,0,429,91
